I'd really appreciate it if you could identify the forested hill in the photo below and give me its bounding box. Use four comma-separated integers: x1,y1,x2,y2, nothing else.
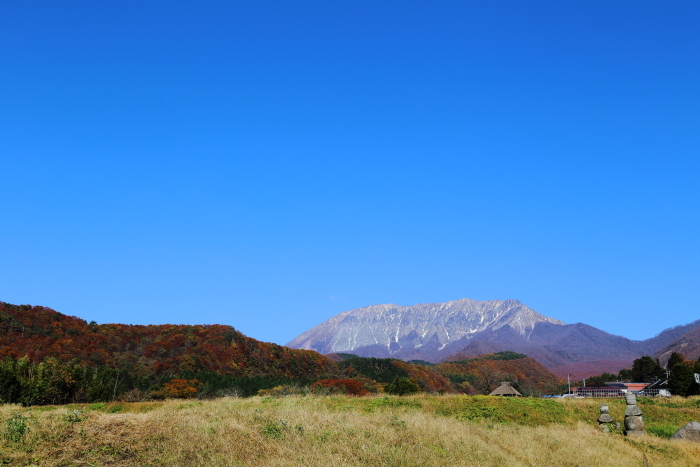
0,302,562,405
0,302,337,379
436,352,562,395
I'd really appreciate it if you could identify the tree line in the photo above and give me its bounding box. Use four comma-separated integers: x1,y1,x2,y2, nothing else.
585,353,700,397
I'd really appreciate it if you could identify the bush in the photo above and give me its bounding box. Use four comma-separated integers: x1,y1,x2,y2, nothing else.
4,413,28,442
385,377,419,396
63,409,86,423
163,379,202,398
262,420,286,439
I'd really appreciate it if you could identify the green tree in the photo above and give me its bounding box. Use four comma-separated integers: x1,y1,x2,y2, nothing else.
629,356,665,382
0,359,21,403
687,360,700,396
669,362,694,397
586,373,618,387
385,377,419,396
667,352,686,370
618,368,632,381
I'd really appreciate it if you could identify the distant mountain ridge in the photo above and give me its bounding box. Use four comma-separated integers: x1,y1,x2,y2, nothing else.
287,298,700,378
287,298,563,357
651,321,700,364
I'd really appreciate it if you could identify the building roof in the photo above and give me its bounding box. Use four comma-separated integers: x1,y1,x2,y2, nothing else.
490,382,522,396
603,382,649,390
645,379,669,389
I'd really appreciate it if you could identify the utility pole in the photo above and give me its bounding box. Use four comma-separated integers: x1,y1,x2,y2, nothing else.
567,374,571,394
583,378,587,388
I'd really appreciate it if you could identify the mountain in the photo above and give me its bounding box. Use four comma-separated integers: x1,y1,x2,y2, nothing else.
287,298,564,359
651,321,700,364
0,301,563,404
287,298,700,379
441,322,642,378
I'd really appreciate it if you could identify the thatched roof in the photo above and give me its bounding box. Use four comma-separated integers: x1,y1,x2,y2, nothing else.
490,382,522,397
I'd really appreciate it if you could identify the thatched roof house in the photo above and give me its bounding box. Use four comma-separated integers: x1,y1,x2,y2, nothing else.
490,382,522,397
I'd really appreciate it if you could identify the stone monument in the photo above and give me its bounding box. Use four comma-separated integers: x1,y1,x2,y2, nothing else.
670,422,700,441
597,403,616,432
623,392,644,436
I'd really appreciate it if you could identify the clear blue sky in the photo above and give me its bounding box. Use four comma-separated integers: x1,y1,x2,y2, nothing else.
2,1,699,345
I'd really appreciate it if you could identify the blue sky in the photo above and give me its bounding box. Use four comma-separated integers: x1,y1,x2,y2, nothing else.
2,1,699,345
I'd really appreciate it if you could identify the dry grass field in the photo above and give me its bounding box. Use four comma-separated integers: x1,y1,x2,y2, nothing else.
2,394,700,466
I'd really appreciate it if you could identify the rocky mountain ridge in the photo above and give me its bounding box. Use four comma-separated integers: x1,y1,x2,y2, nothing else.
287,298,700,378
287,298,563,356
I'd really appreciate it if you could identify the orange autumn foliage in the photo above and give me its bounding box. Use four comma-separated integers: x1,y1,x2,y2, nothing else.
436,355,562,394
391,360,454,393
163,379,202,398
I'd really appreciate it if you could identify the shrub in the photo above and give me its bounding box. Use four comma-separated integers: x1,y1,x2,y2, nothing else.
262,420,286,439
63,409,86,423
5,413,28,442
163,379,202,398
385,377,419,396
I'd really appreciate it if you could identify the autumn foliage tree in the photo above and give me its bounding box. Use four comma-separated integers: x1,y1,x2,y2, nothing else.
436,352,561,396
336,357,454,394
0,302,337,381
0,302,340,404
163,379,202,398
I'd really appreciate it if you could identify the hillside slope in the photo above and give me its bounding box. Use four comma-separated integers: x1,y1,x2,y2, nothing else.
435,351,562,395
335,351,562,396
652,323,700,364
440,322,641,378
0,302,337,379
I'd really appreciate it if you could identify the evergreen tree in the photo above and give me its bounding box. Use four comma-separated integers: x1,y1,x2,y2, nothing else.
586,373,618,387
629,356,665,382
667,352,686,370
687,359,700,396
0,359,21,403
385,376,419,396
669,362,694,397
618,368,632,381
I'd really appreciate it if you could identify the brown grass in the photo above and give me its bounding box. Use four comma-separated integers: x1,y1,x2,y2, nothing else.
2,395,700,466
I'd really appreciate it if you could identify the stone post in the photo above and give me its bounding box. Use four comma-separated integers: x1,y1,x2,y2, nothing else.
624,392,644,436
598,403,615,432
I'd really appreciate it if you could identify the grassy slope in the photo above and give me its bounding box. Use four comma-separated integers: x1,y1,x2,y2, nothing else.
2,395,700,466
